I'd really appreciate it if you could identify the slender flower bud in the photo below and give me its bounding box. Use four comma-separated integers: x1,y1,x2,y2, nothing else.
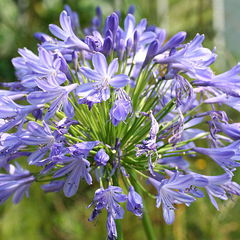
126,186,143,217
158,31,187,54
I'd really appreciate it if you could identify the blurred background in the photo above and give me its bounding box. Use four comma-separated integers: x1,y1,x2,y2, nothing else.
1,0,240,239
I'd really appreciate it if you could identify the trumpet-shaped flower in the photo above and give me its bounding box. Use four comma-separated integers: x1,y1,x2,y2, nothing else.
0,164,34,204
148,172,195,224
77,52,129,104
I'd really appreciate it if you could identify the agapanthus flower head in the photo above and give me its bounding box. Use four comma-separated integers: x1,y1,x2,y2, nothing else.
3,5,240,239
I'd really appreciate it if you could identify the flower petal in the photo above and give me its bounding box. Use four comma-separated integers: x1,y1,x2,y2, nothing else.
108,58,119,77
92,52,108,76
109,74,129,88
80,67,102,81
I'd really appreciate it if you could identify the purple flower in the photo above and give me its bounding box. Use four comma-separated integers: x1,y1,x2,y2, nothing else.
158,31,186,54
205,95,240,113
27,74,77,120
107,214,117,240
0,164,34,204
127,5,135,15
88,186,127,220
148,172,195,224
69,141,100,156
0,97,43,132
85,32,105,52
171,75,194,109
12,48,39,88
18,121,56,164
194,64,240,97
158,155,189,170
77,52,129,104
54,154,92,197
126,186,143,217
0,89,27,99
0,133,23,158
190,172,232,210
48,10,89,51
88,186,127,239
54,141,99,197
28,47,67,84
222,180,240,196
12,47,67,88
41,180,65,193
36,143,70,174
105,12,119,43
64,5,80,32
110,89,132,126
0,151,30,171
136,111,159,156
214,121,240,140
154,34,216,81
193,140,240,174
168,108,185,145
19,121,54,146
94,149,110,166
136,112,159,175
117,14,156,51
142,39,160,68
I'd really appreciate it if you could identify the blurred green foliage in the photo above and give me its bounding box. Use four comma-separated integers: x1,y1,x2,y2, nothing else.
1,0,240,239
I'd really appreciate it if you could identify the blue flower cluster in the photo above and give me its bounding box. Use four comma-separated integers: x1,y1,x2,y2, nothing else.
1,5,240,239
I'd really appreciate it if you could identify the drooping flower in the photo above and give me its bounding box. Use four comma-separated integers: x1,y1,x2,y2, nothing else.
193,63,240,97
214,122,240,140
88,186,127,239
54,141,99,197
136,111,159,175
0,97,43,132
41,180,65,193
106,214,118,240
148,171,195,224
126,186,143,217
189,172,233,210
136,111,159,156
27,73,77,120
193,140,240,174
154,34,216,81
0,164,35,204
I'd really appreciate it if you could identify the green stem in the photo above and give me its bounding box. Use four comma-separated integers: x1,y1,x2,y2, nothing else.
115,220,124,240
141,205,157,240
